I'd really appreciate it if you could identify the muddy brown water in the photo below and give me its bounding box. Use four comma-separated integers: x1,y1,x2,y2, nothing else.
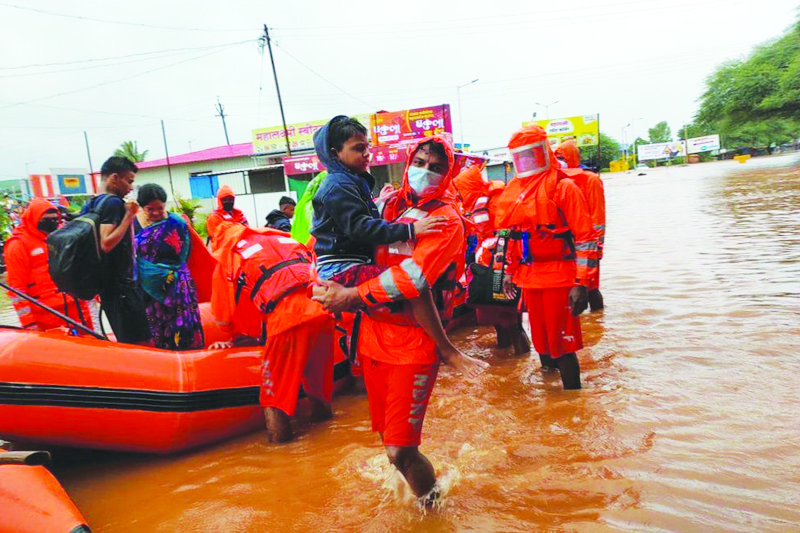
3,155,800,531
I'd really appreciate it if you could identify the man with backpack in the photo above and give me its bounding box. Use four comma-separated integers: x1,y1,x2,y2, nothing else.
88,156,150,344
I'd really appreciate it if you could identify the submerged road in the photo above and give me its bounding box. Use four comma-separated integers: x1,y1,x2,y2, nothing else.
5,154,800,530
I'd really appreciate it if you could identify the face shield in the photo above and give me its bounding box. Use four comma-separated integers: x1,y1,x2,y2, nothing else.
510,140,551,178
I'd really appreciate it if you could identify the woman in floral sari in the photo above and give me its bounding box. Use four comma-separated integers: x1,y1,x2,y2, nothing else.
135,184,204,350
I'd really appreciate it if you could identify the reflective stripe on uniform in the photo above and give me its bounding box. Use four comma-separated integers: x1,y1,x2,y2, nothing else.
400,258,428,292
593,224,605,231
576,257,599,268
575,241,598,251
400,208,429,221
378,269,403,300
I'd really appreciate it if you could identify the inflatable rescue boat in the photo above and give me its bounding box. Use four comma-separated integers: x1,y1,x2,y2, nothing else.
0,450,89,533
0,304,351,454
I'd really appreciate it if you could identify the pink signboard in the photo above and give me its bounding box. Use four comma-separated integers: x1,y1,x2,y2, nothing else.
283,154,324,176
371,105,452,147
283,146,409,176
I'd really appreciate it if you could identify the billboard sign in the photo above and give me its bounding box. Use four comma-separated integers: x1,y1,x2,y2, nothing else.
686,134,720,154
524,114,599,147
253,114,370,155
637,141,687,161
371,105,452,147
282,145,409,176
50,168,90,195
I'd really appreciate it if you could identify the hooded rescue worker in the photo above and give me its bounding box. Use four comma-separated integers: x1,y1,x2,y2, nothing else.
495,125,599,390
453,163,505,249
312,136,467,503
206,185,248,251
209,220,333,443
4,198,93,332
453,164,530,353
555,139,606,311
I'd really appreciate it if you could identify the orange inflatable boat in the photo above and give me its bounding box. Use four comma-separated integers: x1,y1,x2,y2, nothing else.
0,450,89,533
0,304,351,454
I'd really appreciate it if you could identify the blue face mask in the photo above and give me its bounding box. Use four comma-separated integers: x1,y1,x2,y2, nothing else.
407,166,443,197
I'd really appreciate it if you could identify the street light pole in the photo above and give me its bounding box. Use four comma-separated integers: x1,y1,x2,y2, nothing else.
457,78,479,150
622,123,631,161
535,100,559,120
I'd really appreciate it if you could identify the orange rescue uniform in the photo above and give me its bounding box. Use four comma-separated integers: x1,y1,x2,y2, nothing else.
355,136,465,446
206,185,249,252
210,223,332,416
4,198,92,331
495,126,599,358
555,139,606,290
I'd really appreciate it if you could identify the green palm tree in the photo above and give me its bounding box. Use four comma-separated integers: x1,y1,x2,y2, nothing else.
114,141,148,162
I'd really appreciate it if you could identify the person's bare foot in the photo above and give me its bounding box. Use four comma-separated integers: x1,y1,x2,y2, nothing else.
307,396,333,422
264,407,292,443
439,347,489,379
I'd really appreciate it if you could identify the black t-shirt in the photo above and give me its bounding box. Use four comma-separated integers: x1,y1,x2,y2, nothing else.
88,194,134,282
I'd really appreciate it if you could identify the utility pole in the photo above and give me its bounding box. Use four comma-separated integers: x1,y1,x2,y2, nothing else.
83,131,94,176
161,120,176,202
215,97,230,146
263,24,292,156
456,78,479,150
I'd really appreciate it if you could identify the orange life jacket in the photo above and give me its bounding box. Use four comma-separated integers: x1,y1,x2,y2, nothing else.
232,233,312,315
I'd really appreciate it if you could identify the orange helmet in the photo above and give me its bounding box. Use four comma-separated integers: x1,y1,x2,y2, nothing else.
508,125,557,178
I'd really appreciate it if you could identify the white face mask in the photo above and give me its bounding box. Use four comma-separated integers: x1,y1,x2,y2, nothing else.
407,166,443,196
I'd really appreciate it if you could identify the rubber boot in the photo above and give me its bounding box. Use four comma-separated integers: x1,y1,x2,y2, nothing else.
588,289,604,311
538,353,557,371
495,325,512,349
512,324,531,355
556,352,582,390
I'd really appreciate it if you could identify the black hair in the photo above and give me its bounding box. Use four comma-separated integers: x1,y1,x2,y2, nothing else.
279,196,296,207
415,140,448,161
327,115,368,152
100,156,138,178
137,183,167,206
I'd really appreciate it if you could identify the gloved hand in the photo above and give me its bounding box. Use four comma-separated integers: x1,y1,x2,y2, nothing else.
569,285,589,316
502,275,517,299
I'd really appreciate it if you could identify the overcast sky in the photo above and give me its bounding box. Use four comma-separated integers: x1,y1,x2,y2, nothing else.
1,0,797,178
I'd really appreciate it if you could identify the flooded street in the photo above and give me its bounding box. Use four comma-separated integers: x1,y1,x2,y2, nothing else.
4,155,800,531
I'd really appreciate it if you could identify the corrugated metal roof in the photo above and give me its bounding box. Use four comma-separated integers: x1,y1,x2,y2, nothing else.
138,142,255,169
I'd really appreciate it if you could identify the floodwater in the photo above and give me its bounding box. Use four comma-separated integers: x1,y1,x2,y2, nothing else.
4,154,800,531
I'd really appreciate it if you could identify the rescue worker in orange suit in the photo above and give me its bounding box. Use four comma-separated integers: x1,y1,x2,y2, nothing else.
495,125,599,390
312,136,466,503
4,198,93,332
206,185,249,251
555,139,606,311
209,220,333,443
453,164,530,354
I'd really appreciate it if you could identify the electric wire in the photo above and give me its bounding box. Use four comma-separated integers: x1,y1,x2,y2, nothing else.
0,3,253,32
0,41,253,110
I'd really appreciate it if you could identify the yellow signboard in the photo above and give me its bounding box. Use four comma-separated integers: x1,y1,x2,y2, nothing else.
253,114,371,155
523,114,599,148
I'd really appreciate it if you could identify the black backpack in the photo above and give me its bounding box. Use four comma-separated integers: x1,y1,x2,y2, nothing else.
47,195,112,300
466,233,520,307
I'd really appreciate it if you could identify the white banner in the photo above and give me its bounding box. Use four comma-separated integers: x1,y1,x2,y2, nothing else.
687,134,720,154
637,141,687,161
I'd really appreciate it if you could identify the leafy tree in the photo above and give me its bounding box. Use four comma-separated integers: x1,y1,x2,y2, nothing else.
170,194,203,222
114,141,148,162
648,121,671,143
580,133,620,171
695,17,800,147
